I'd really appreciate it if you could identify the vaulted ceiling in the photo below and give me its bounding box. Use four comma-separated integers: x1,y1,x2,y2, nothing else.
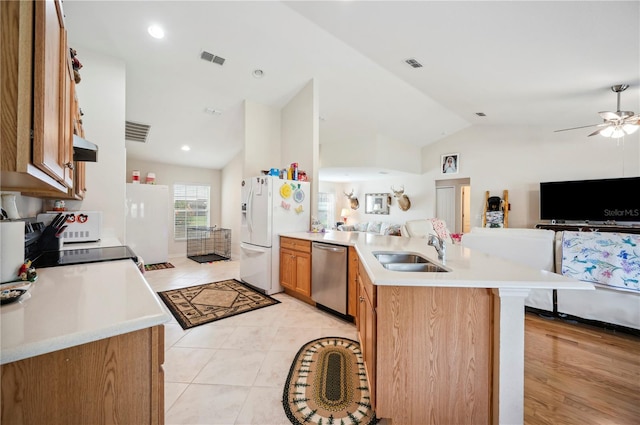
64,1,640,179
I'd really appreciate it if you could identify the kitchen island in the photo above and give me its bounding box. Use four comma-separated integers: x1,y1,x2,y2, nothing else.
281,231,594,425
0,259,171,424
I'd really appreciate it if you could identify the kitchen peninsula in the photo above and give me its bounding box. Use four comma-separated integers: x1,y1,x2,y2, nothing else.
281,231,594,425
0,260,171,424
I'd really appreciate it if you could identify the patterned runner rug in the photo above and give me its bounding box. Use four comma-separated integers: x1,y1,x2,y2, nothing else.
144,262,174,271
157,279,280,329
283,337,378,425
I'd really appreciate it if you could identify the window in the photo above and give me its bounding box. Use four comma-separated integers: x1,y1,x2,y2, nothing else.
173,184,210,240
317,192,336,228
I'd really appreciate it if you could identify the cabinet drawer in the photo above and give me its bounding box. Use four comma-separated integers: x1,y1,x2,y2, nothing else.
280,237,311,253
358,260,376,307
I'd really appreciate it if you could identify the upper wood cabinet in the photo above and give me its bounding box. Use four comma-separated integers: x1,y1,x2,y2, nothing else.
1,0,76,194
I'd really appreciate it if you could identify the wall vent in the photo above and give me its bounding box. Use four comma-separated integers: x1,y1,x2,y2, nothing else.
200,50,226,66
125,121,151,143
405,58,423,68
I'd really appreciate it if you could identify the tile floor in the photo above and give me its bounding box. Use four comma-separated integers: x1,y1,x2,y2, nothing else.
144,256,359,425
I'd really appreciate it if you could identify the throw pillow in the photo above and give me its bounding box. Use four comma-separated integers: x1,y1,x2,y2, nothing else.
384,224,402,236
367,221,382,234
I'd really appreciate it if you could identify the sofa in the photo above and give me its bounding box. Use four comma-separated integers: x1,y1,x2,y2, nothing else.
461,227,640,330
337,221,402,236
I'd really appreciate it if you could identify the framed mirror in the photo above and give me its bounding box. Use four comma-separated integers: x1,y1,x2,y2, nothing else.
365,193,390,215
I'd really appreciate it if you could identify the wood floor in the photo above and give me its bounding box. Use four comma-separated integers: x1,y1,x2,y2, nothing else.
524,313,640,425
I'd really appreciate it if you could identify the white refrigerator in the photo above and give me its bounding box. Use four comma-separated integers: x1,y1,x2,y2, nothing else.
240,176,311,294
125,183,169,265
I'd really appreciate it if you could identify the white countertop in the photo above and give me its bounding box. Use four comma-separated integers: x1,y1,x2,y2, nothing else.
0,259,171,365
282,231,594,290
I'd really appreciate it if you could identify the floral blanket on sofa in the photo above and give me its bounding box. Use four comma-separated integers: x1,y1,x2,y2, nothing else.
561,231,640,292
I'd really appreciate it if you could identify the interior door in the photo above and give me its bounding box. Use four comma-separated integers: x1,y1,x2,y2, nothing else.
436,186,456,234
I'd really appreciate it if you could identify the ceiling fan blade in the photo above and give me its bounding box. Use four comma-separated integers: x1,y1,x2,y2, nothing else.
599,111,622,120
623,114,640,124
588,126,609,137
554,123,601,133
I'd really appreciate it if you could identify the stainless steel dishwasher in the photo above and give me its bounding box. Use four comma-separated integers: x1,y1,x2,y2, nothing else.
311,242,348,315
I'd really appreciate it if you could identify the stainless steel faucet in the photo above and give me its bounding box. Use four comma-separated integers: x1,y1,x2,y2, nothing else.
427,234,446,261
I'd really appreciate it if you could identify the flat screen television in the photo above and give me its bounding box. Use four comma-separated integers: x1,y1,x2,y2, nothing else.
539,177,640,222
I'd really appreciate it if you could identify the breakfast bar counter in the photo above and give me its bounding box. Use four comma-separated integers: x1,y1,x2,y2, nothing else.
282,230,594,425
283,230,594,290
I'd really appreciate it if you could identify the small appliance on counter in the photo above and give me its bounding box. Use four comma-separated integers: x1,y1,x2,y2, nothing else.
37,211,102,243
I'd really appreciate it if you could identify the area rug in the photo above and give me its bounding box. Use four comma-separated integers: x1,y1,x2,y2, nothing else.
157,279,280,329
144,262,175,271
283,337,378,425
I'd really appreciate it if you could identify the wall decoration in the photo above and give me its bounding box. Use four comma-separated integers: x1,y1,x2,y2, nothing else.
441,153,459,175
391,185,411,211
343,189,360,210
365,193,390,215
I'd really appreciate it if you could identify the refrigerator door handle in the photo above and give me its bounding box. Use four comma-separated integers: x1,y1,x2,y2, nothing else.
246,186,254,235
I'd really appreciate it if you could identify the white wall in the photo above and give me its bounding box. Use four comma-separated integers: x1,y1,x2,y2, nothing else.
281,79,319,216
221,152,243,259
421,125,640,228
243,101,281,179
126,158,221,258
62,48,127,241
336,175,439,226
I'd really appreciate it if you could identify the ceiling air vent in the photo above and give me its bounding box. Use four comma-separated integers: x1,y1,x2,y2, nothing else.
475,112,487,117
405,58,423,68
125,121,151,143
200,50,226,66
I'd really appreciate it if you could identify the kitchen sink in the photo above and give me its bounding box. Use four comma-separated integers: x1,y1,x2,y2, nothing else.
373,251,449,273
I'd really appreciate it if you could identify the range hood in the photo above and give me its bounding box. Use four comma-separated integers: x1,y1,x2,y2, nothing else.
73,134,98,162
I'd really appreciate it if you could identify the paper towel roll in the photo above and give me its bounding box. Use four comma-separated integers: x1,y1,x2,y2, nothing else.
1,221,25,283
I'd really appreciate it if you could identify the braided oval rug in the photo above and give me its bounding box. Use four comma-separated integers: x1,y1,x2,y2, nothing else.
283,337,378,425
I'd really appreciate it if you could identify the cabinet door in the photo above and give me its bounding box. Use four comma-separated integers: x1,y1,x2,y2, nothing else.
363,290,376,410
348,246,358,317
294,251,311,297
357,277,376,410
280,248,296,290
32,0,73,188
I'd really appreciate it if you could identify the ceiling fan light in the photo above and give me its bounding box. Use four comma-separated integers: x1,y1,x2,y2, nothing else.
600,126,614,137
622,123,639,135
610,127,625,138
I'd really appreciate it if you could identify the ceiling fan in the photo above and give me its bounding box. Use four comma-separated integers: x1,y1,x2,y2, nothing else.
555,84,640,138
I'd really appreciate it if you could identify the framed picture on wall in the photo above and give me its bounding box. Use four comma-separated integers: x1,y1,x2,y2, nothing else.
441,153,459,175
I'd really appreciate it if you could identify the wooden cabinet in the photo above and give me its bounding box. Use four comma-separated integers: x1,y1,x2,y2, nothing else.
348,246,358,317
356,255,494,424
0,325,165,425
280,237,312,298
357,260,377,410
1,0,77,194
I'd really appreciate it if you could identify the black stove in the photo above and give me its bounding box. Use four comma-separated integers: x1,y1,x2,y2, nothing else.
31,246,138,269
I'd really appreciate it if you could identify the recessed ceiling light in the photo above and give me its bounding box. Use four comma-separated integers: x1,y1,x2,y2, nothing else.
181,145,190,151
147,25,165,39
252,69,264,78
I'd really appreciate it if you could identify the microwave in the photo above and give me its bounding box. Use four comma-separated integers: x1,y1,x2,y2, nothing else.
36,211,102,243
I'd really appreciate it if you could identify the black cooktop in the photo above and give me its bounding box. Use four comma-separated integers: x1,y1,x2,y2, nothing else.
31,246,138,269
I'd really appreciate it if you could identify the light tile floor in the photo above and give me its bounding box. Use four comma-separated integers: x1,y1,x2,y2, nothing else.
144,256,359,425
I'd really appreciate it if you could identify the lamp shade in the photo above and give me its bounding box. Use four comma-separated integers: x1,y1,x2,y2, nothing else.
340,208,350,217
